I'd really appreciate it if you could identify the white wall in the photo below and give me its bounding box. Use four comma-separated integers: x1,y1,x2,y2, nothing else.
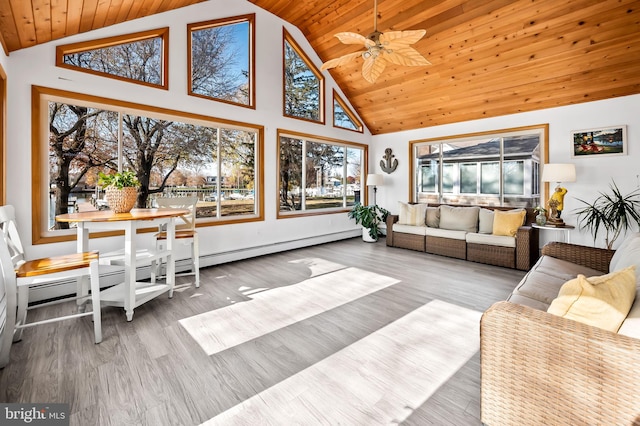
4,0,370,265
372,94,640,249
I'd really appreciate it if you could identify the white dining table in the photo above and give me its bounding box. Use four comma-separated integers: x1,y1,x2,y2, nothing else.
56,208,189,321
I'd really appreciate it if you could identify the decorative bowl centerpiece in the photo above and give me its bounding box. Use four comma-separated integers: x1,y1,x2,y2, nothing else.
98,171,140,213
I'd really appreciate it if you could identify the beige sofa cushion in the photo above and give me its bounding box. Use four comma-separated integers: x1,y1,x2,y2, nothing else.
466,232,516,248
478,208,494,234
609,232,640,281
393,224,427,236
398,202,427,226
506,293,552,311
618,288,640,338
547,266,637,332
531,255,604,282
511,256,604,306
439,205,479,232
425,227,467,240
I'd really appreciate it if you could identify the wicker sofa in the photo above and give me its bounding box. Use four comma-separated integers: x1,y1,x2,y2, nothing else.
481,234,640,425
386,204,539,270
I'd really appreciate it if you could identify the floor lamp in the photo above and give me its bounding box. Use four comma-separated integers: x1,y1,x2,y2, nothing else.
366,174,384,205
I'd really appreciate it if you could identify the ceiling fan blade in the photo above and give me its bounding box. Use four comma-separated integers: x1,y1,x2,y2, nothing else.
380,29,427,47
362,56,387,83
383,47,431,67
321,51,364,71
334,32,372,47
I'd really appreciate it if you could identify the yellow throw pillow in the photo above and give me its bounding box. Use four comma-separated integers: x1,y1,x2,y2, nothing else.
492,209,526,237
547,266,637,332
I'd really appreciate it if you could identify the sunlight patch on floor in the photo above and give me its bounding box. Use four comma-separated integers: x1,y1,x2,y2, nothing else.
179,258,400,356
201,299,482,425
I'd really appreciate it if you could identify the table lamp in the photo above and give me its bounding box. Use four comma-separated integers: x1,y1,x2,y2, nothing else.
366,173,384,205
541,163,576,227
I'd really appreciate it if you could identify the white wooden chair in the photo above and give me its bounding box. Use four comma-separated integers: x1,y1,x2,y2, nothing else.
0,205,102,344
154,196,200,288
0,233,16,368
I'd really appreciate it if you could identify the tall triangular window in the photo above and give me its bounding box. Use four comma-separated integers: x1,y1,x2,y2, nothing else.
333,90,363,132
283,29,324,123
56,28,169,89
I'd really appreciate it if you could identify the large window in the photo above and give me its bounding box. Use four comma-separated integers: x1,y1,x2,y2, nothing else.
283,29,324,123
56,28,169,89
188,14,255,108
410,125,547,207
278,130,365,216
32,86,264,243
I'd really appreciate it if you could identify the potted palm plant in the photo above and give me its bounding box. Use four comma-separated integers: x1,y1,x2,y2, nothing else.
574,181,640,249
348,203,390,242
98,170,140,213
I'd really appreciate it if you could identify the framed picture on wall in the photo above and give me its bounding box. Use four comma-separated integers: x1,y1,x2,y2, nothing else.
571,125,627,157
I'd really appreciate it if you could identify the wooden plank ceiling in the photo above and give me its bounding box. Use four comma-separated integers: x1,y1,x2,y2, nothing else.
0,0,206,52
2,0,640,135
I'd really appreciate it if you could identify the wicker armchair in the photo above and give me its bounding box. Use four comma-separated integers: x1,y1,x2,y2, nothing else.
481,242,640,425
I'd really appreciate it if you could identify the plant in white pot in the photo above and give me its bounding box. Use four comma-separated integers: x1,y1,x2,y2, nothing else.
348,203,390,242
98,170,140,213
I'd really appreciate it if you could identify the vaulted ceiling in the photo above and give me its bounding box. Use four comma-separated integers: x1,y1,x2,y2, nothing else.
2,0,639,135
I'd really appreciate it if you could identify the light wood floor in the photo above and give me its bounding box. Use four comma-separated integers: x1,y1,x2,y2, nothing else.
0,237,525,425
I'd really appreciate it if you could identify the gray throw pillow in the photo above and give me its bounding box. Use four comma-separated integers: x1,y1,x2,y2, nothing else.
478,208,495,234
426,206,440,228
439,205,480,233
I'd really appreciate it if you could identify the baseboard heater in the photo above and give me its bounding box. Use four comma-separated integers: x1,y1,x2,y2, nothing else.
28,230,359,303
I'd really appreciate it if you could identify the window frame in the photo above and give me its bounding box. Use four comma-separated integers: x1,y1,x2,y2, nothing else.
0,64,5,205
409,124,548,206
332,90,363,133
187,14,256,109
282,28,325,125
31,85,264,245
277,129,367,219
55,28,170,90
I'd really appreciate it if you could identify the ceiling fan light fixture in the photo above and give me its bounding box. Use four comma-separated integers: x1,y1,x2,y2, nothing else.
321,0,430,83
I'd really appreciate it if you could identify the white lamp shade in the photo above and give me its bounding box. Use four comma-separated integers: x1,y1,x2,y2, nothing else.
541,163,576,183
366,173,384,186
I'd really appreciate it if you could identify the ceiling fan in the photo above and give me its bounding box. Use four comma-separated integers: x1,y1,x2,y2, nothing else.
321,0,431,83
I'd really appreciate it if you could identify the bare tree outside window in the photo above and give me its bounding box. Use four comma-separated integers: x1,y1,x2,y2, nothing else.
49,104,117,229
279,133,364,214
120,116,218,207
189,15,254,107
46,99,259,230
56,28,168,88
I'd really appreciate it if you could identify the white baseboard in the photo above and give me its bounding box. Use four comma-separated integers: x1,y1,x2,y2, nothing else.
28,230,359,303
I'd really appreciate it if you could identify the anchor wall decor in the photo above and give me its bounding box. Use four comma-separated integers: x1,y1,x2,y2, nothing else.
380,148,398,174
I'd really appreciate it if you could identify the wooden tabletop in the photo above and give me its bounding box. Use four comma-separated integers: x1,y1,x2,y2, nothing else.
56,208,190,223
